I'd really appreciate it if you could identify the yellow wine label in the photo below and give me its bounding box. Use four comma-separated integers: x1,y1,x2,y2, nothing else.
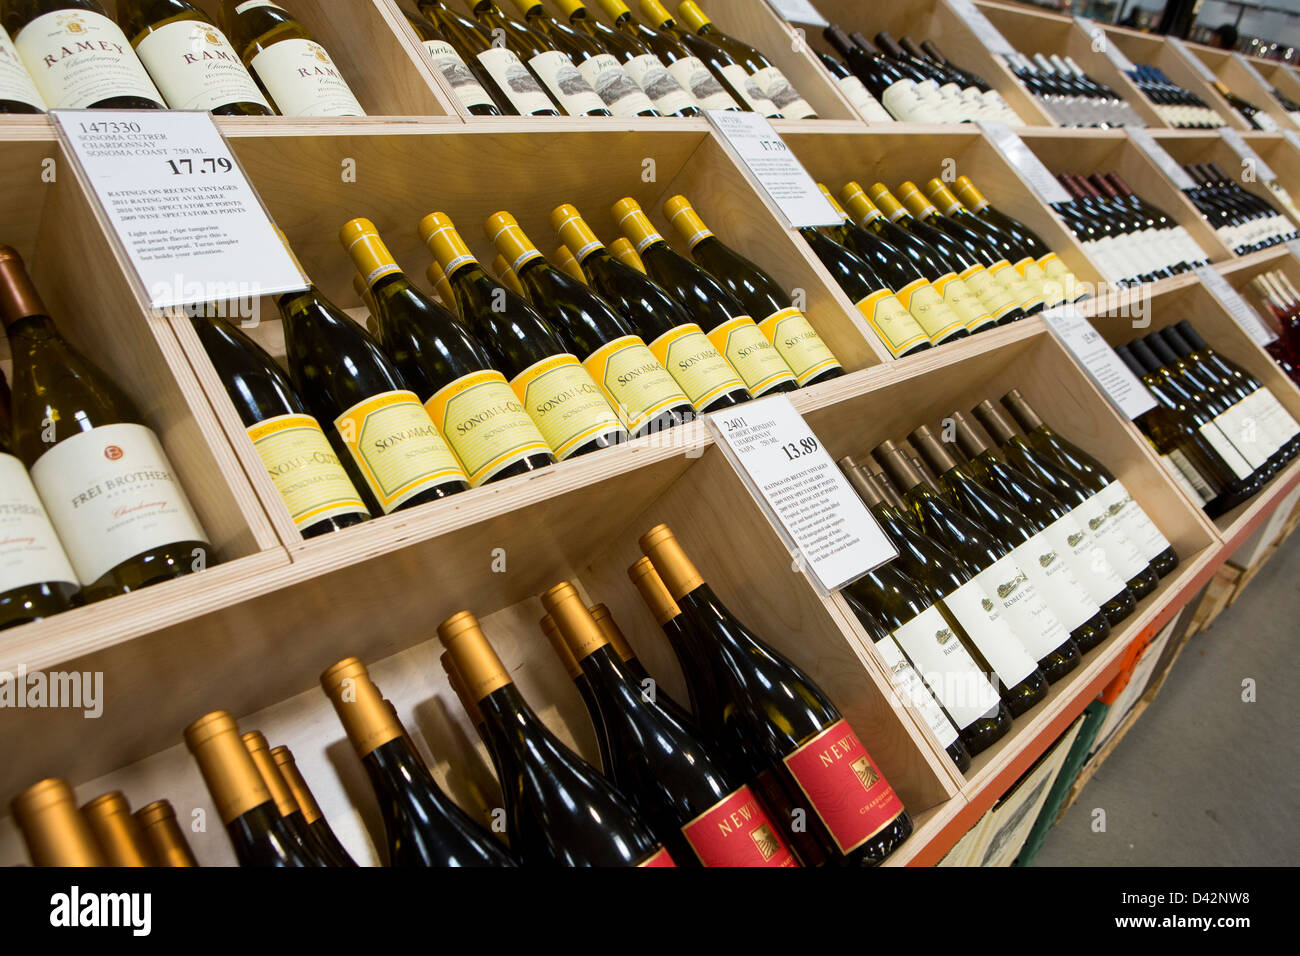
958,264,1014,326
989,259,1044,313
247,414,366,529
509,354,623,459
705,316,796,396
333,390,466,513
894,277,966,341
756,307,841,385
582,335,690,433
423,370,553,486
932,271,993,332
854,289,931,357
1037,252,1081,302
648,323,746,410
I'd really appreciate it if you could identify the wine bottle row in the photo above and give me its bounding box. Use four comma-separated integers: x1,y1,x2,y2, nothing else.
837,390,1177,769
0,0,367,117
1212,80,1279,131
1000,49,1144,128
1114,322,1300,516
1047,170,1210,287
1182,162,1300,255
1125,63,1227,128
1266,85,1300,126
1246,268,1300,388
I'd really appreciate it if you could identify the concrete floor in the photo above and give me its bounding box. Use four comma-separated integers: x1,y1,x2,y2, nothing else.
1033,531,1300,866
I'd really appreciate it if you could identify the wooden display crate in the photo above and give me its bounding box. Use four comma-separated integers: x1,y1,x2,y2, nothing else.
1172,41,1298,133
1257,59,1300,121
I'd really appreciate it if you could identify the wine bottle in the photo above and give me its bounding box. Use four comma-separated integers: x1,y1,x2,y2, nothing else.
184,710,314,866
438,610,674,866
816,51,892,123
491,253,528,298
418,0,559,115
663,195,843,386
0,23,46,112
0,246,211,601
191,312,371,537
220,1,365,116
639,524,913,866
117,0,272,113
636,0,765,113
5,0,164,109
421,212,629,459
613,197,798,397
133,799,199,867
542,582,799,866
540,612,614,776
342,217,556,485
11,778,107,866
241,730,333,866
588,602,693,725
551,203,749,412
277,285,469,514
80,791,152,866
597,0,736,111
1002,389,1179,579
675,0,815,119
404,6,503,115
486,211,694,438
551,244,586,284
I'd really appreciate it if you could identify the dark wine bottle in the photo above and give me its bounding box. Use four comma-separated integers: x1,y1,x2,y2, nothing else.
589,601,693,726
241,730,334,866
270,745,357,867
80,791,152,866
404,5,504,116
540,612,614,776
134,799,199,867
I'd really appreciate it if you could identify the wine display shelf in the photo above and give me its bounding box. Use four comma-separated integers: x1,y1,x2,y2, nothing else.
1173,40,1299,134
3,0,1300,867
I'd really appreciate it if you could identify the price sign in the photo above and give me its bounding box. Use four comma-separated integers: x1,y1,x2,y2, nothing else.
764,0,828,27
1219,128,1277,182
707,396,898,595
1044,305,1158,419
1126,129,1196,189
948,0,1016,57
979,122,1073,204
1196,265,1278,346
1167,37,1219,84
704,110,841,228
50,109,307,310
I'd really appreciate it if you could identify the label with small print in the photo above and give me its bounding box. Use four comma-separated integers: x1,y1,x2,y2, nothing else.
423,40,495,111
333,390,465,513
1198,421,1256,480
0,453,77,592
636,846,676,866
890,604,1003,729
874,635,960,749
509,354,622,459
582,335,689,433
1044,306,1157,420
781,719,905,856
528,49,604,115
680,785,798,867
1045,512,1128,605
959,263,1018,321
576,52,655,116
423,370,552,486
623,53,694,115
1097,481,1170,563
706,315,796,396
1195,265,1278,346
1036,253,1079,302
970,554,1068,660
135,18,270,112
837,76,892,122
1009,528,1098,632
1219,128,1277,183
1217,400,1277,467
14,8,162,109
879,77,921,120
757,307,839,384
764,0,830,27
247,413,366,529
932,272,992,331
475,47,554,114
978,122,1073,205
989,259,1043,311
719,63,779,116
666,56,735,110
0,24,45,111
648,324,745,410
942,579,1039,686
854,289,930,356
1159,447,1214,504
250,38,364,116
30,423,209,587
751,65,815,119
894,278,966,341
1079,488,1149,579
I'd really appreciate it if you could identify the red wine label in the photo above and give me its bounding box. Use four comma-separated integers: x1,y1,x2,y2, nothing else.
636,846,676,867
782,719,905,856
681,785,798,867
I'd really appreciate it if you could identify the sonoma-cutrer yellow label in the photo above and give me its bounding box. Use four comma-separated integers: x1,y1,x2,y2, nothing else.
854,289,931,357
423,370,552,486
705,316,795,396
647,323,745,410
958,264,1016,324
581,335,690,434
247,413,366,529
509,354,623,459
989,259,1044,312
894,277,966,341
932,271,994,332
756,307,841,385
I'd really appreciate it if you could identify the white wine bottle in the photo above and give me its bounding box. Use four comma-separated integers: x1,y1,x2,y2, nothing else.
5,0,164,109
0,23,46,112
117,0,272,114
404,6,502,116
0,246,210,602
637,0,770,114
597,0,737,111
220,1,365,116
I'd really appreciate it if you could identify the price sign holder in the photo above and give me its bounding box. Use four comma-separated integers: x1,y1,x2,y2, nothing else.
50,109,307,311
706,396,897,595
948,0,1015,58
1126,129,1196,189
704,111,840,228
1219,128,1277,183
1232,53,1271,89
978,122,1073,205
763,0,828,27
1284,131,1300,153
1195,265,1278,346
1043,305,1158,420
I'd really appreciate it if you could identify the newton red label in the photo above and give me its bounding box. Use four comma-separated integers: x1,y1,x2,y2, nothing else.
782,719,904,855
636,846,676,867
681,785,798,867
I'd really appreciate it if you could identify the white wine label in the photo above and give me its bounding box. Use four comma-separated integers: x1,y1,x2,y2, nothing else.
424,370,552,486
971,553,1069,660
1010,528,1098,632
879,78,921,120
1079,488,1149,580
528,49,604,116
576,52,655,116
135,19,271,113
890,604,1002,730
1045,512,1128,606
30,423,209,587
246,413,366,529
15,8,162,109
623,53,693,114
751,65,815,119
250,38,365,117
475,47,553,114
873,635,960,749
423,39,495,111
1159,447,1214,504
0,25,46,111
835,76,892,123
1214,402,1274,468
705,315,795,396
932,272,992,332
0,453,77,593
942,579,1039,687
581,335,690,433
959,263,1018,322
648,323,745,410
509,353,622,459
1096,481,1170,564
665,55,736,110
1252,388,1300,442
756,307,840,385
1198,421,1256,481
894,277,966,341
719,63,780,116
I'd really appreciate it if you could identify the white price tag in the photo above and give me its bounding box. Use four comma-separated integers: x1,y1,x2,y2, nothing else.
704,111,840,228
1126,129,1197,189
707,396,898,594
1196,265,1278,346
764,0,829,27
1288,238,1300,260
1219,128,1277,183
1076,17,1136,73
50,110,306,310
1286,131,1300,153
1044,305,1158,419
1168,37,1219,84
948,0,1016,57
979,122,1073,205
